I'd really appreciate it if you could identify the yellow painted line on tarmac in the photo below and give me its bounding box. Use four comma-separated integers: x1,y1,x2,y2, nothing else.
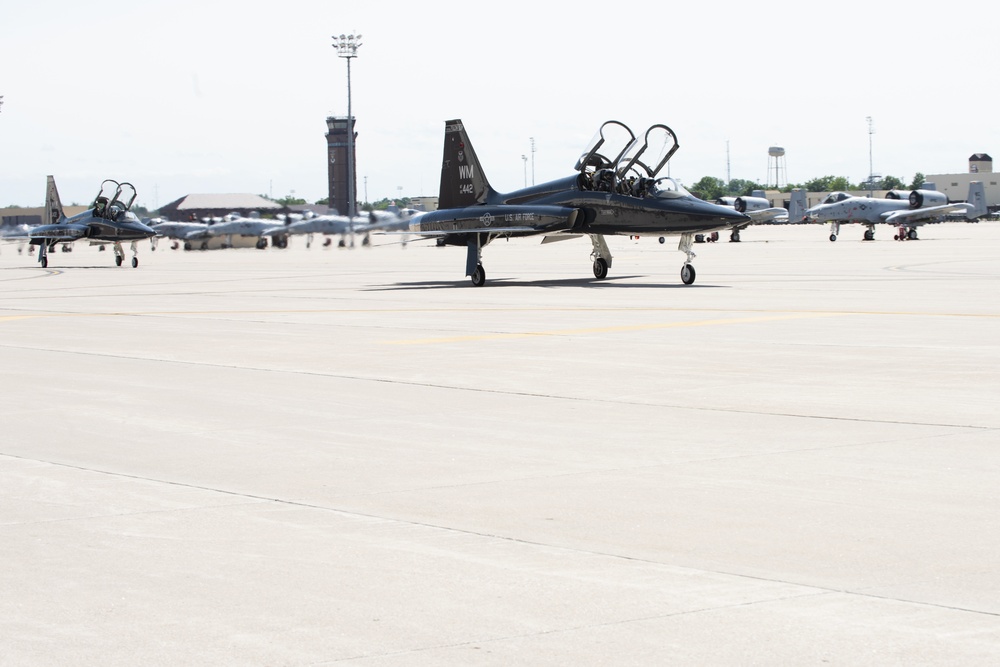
382,312,844,346
3,307,997,328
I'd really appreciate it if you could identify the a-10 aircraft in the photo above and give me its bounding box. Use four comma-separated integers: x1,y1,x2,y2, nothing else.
29,176,156,268
804,181,987,241
399,119,749,286
714,192,789,242
149,218,210,250
203,213,291,249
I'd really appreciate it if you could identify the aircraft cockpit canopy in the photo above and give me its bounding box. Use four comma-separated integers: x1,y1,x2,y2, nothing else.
574,121,636,173
821,192,851,205
92,180,137,219
648,177,692,200
615,124,679,181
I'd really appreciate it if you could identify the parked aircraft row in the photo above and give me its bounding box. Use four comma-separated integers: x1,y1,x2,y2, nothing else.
5,119,989,277
150,208,417,251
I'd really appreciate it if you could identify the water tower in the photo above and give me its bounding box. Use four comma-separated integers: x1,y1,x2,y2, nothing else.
767,146,786,188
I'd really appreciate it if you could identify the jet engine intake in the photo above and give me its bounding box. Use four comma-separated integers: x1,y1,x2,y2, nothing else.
908,190,947,209
734,196,771,213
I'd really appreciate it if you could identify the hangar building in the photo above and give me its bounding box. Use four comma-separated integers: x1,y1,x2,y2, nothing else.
156,193,284,221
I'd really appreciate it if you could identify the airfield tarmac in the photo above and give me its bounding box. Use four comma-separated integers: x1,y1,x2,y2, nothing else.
1,222,999,665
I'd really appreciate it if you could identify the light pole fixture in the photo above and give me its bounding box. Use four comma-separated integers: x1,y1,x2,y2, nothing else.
333,33,362,217
522,155,527,187
530,137,536,185
866,116,875,197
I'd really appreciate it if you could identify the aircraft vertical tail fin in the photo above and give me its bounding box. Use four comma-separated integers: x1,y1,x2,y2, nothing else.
45,175,65,225
966,181,987,219
439,119,494,210
788,188,807,222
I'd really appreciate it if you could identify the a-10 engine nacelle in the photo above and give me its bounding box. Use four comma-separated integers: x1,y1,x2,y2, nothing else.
733,196,771,213
908,189,947,209
886,189,947,208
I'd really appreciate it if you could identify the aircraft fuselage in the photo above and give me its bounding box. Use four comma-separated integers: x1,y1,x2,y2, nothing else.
30,210,154,244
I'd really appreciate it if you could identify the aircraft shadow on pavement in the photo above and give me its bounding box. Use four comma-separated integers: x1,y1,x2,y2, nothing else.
365,276,728,291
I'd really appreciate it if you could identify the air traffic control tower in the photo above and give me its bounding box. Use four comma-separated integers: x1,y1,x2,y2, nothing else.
326,116,357,216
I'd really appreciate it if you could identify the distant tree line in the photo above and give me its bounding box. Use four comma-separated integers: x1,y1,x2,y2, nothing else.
687,173,927,201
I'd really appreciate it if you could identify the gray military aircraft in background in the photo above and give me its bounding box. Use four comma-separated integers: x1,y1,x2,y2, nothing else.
714,192,789,242
400,119,749,286
29,177,155,268
150,218,210,250
804,181,987,241
205,213,291,249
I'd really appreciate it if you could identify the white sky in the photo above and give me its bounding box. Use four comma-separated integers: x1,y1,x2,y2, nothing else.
1,0,994,209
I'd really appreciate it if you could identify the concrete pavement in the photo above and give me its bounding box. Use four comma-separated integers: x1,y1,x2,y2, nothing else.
2,222,999,664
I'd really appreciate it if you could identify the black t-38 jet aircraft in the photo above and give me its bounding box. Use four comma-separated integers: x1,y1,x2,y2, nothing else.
29,176,155,268
403,119,750,286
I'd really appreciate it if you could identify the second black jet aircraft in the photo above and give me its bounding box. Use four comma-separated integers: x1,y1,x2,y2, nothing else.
404,119,750,286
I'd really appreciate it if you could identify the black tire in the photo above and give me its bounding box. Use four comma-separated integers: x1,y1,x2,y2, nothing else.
115,255,123,266
829,234,837,242
471,264,486,287
593,257,608,279
658,236,666,244
131,257,138,268
681,263,696,285
40,256,47,268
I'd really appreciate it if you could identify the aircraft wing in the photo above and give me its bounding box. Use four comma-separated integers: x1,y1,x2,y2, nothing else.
404,205,579,237
184,228,212,240
744,208,789,225
0,225,32,241
881,202,973,225
29,224,88,242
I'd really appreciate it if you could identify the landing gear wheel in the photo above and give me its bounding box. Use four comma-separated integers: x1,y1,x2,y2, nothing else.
255,238,267,250
115,255,123,267
829,234,837,242
593,257,608,279
730,230,741,242
471,264,486,287
680,263,696,285
863,229,874,241
658,236,665,244
40,257,48,268
131,257,138,268
908,229,918,240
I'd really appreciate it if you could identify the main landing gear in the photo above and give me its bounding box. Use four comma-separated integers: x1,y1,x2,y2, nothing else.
471,264,486,287
37,241,51,268
462,232,700,286
894,227,919,241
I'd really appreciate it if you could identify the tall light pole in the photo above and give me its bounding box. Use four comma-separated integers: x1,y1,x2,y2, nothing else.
522,155,527,187
866,116,875,197
333,33,362,217
530,137,536,185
